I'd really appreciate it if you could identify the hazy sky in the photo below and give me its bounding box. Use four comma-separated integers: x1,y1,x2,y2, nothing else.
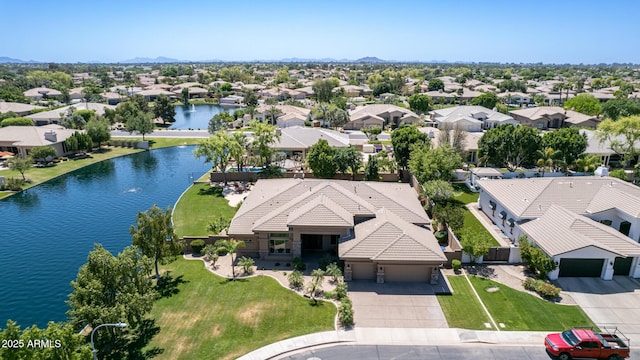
1,0,638,64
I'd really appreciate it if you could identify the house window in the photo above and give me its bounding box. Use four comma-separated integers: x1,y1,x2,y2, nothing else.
489,201,496,216
508,218,515,234
269,233,290,254
499,211,507,225
600,220,612,226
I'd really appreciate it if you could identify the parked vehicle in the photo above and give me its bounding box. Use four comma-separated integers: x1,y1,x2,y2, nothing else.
545,327,630,360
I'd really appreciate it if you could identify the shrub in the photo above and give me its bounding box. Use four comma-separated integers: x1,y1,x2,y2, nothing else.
435,230,448,245
323,291,336,300
288,270,304,290
238,256,255,275
203,244,220,265
335,281,348,300
523,278,561,299
190,239,205,254
451,259,461,271
338,298,354,326
292,257,306,271
5,177,23,191
325,262,342,283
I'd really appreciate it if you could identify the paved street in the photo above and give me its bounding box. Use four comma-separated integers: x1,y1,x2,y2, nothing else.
281,345,553,360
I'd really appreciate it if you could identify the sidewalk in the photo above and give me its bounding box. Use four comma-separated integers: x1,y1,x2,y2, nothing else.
237,327,549,360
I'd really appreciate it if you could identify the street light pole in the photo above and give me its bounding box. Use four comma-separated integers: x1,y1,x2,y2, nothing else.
90,322,127,360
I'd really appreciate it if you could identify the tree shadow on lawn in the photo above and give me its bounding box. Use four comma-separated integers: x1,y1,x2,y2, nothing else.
218,278,249,285
111,318,164,360
157,271,188,298
198,186,223,197
465,265,497,279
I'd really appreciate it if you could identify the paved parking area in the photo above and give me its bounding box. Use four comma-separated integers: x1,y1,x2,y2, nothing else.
348,280,448,328
556,276,640,345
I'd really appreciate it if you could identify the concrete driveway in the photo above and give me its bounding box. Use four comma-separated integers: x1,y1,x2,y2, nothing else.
556,276,640,345
347,280,448,328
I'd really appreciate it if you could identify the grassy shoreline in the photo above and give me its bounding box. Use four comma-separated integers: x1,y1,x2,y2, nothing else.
0,137,203,200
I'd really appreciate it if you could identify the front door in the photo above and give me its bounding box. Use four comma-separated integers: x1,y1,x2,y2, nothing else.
301,234,323,252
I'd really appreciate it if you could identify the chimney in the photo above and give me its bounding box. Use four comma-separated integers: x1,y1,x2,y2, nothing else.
44,130,57,142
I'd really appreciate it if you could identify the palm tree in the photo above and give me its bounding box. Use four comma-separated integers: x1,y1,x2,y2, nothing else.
315,104,330,127
536,147,561,176
216,239,245,279
575,155,600,174
266,105,281,125
307,269,325,304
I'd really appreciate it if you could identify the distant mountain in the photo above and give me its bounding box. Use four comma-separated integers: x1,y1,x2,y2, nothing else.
0,56,27,63
119,56,185,64
355,56,385,63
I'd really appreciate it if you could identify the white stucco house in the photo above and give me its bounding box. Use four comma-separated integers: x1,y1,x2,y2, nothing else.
477,176,640,280
430,105,517,132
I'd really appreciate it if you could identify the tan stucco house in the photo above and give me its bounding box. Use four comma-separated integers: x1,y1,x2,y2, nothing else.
228,179,446,282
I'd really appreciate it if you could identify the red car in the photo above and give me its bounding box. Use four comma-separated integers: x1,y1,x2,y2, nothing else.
545,328,630,360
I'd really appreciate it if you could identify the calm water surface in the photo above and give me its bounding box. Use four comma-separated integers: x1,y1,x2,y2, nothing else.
0,146,208,327
170,104,240,130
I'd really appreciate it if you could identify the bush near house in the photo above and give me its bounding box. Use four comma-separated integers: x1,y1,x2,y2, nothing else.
338,298,354,327
190,239,205,254
523,278,562,299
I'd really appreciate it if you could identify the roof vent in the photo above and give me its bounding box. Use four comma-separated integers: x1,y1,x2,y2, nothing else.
44,130,57,142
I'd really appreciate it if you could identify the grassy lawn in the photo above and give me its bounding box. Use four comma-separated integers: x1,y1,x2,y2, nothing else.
469,276,596,331
172,183,238,238
438,276,595,331
456,208,500,247
113,137,204,149
452,182,479,204
0,192,12,199
2,147,141,191
436,276,490,329
147,258,336,360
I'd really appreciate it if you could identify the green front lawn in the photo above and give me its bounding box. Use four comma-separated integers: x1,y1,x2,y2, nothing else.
436,276,490,329
470,276,595,331
147,258,336,360
172,183,238,238
452,182,479,204
438,275,595,331
3,147,141,191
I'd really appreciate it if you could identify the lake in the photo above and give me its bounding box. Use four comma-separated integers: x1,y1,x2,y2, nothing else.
170,104,240,130
0,146,209,328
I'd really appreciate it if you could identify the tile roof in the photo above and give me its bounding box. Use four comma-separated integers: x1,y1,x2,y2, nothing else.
27,102,117,121
0,125,78,147
478,176,640,219
0,102,44,114
287,195,354,227
349,104,418,122
431,105,514,123
339,208,447,262
273,126,349,149
229,179,428,236
520,205,640,257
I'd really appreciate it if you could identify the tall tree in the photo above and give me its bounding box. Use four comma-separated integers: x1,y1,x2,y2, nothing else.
541,127,587,168
458,228,491,264
407,93,432,113
575,154,601,173
306,139,337,178
265,105,281,125
601,97,640,120
66,244,156,359
312,79,339,103
85,118,111,148
194,130,234,184
471,92,499,109
409,145,462,183
29,146,56,162
130,205,181,282
126,111,154,140
391,125,430,170
249,120,280,166
334,146,362,180
153,94,176,125
181,88,189,106
364,155,380,181
477,124,541,171
564,94,602,115
8,156,32,181
243,90,258,107
61,113,87,130
427,78,445,91
327,106,349,128
0,320,92,359
597,116,640,166
536,147,561,175
229,132,249,172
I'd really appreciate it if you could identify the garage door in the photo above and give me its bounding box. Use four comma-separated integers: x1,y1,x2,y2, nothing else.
614,257,633,276
384,265,431,282
351,262,375,280
559,259,604,277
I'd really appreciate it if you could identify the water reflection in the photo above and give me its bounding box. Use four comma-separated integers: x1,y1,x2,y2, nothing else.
130,151,158,174
7,189,40,210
